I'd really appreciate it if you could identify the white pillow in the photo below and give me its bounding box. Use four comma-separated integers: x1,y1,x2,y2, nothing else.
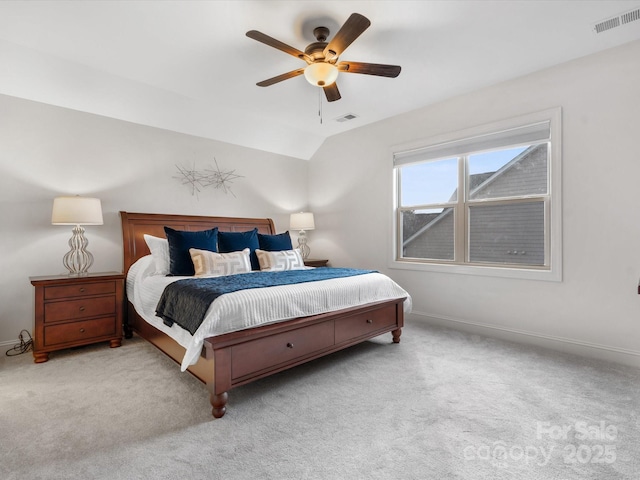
189,248,252,277
256,248,305,272
143,234,170,275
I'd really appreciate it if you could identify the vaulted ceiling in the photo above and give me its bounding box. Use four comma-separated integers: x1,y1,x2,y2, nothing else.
1,1,639,160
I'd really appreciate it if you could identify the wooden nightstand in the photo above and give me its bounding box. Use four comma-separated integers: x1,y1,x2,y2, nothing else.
30,272,125,363
304,259,329,267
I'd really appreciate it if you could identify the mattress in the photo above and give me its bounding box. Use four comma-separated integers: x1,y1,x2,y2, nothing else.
127,255,412,371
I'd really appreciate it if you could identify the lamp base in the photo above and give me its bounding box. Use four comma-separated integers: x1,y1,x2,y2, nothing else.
62,225,94,276
297,230,311,260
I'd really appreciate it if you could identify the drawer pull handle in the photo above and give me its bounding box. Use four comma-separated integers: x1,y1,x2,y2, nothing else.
366,319,373,324
79,287,86,293
286,342,294,349
79,328,85,333
79,306,86,312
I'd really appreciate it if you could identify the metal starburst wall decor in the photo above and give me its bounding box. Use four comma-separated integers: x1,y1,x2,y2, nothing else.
174,158,243,198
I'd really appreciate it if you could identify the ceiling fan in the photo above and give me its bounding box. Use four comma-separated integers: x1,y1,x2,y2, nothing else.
246,13,401,102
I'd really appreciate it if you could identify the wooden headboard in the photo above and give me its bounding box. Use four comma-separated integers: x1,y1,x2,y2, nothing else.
120,211,276,274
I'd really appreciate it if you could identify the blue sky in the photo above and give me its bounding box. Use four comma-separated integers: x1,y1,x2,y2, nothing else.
400,146,527,207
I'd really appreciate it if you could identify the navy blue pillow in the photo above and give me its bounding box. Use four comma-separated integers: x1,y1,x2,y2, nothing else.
218,228,260,270
164,226,218,276
258,231,293,251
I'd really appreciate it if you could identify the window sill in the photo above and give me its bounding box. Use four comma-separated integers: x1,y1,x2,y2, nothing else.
389,259,561,282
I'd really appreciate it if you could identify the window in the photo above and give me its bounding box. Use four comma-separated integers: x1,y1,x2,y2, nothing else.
392,108,561,281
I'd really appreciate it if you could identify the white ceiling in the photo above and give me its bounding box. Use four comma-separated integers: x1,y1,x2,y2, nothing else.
1,1,639,160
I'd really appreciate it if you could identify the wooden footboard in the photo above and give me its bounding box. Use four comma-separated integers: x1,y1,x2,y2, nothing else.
120,211,406,418
202,297,404,417
127,297,404,418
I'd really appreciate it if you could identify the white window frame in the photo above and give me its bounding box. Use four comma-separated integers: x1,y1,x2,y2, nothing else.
390,108,562,281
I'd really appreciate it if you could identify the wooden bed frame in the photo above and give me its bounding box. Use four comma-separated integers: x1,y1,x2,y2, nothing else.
120,211,405,418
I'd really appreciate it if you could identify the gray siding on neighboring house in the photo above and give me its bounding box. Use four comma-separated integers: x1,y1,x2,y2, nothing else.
402,145,547,263
471,145,547,199
469,202,545,264
402,212,439,240
404,208,454,259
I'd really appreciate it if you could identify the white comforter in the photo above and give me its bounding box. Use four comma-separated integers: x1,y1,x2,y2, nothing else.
127,255,412,371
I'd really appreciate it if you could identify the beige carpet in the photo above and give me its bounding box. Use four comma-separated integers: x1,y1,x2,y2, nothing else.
1,319,639,479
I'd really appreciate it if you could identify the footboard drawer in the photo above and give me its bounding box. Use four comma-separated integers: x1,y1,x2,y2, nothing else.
334,303,398,344
231,321,334,380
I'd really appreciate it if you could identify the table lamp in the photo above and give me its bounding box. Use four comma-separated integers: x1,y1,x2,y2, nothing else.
52,196,103,276
290,212,315,260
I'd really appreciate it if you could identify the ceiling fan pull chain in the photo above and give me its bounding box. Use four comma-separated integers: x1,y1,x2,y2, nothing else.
319,88,323,124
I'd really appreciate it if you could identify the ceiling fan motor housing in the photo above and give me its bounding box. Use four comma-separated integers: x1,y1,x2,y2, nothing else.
304,26,337,63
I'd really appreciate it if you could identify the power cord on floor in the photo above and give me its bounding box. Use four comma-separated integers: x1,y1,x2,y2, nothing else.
5,330,33,356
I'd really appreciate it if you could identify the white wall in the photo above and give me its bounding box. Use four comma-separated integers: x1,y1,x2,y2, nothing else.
309,40,640,367
5,39,639,367
0,94,309,346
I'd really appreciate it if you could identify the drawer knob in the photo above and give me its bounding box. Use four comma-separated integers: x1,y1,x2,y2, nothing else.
79,328,85,333
366,319,373,324
79,287,86,293
286,342,294,349
79,306,86,312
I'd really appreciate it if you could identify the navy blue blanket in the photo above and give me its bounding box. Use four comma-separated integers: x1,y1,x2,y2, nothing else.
156,268,376,335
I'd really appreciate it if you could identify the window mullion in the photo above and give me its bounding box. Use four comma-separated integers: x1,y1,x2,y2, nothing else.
455,156,466,263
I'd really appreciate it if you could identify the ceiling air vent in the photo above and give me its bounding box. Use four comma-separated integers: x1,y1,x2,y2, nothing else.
621,8,640,25
593,8,640,33
335,113,358,123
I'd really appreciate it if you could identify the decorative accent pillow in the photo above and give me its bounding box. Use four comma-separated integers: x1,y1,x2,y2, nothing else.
189,248,252,277
257,231,293,251
218,228,260,270
164,226,218,276
143,234,170,275
256,248,305,272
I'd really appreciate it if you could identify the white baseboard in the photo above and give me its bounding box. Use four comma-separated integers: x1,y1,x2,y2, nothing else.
0,339,18,348
410,310,640,369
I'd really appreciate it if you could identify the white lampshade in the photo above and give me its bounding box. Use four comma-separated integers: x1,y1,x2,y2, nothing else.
290,212,315,231
304,63,339,87
52,196,103,225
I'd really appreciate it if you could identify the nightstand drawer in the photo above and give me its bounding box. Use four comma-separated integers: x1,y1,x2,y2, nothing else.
44,296,115,322
44,281,116,300
335,304,397,344
43,317,117,347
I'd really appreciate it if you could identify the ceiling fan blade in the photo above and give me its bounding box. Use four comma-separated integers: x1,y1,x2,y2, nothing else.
323,13,371,61
337,61,401,78
323,83,341,102
246,30,312,63
256,68,305,87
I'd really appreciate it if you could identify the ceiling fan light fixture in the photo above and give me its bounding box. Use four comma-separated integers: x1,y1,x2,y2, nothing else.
304,62,339,87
